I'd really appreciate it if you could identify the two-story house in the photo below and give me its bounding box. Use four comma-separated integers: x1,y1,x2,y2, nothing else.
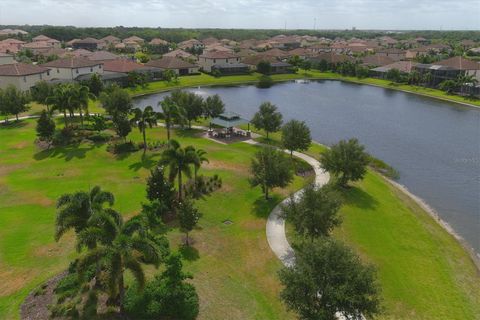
41,57,103,81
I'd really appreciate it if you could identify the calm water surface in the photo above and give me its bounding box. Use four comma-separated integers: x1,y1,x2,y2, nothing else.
134,80,480,253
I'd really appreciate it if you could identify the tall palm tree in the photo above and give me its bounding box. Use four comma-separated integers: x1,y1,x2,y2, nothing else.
47,84,72,127
130,106,158,154
69,84,94,127
188,146,209,183
55,186,115,243
160,139,196,200
77,215,161,313
158,97,184,141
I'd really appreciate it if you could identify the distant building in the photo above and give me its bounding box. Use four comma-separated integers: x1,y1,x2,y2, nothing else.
0,63,49,90
146,57,199,75
41,57,103,81
198,51,241,73
101,35,121,46
178,39,204,51
370,61,418,78
149,38,168,46
87,51,119,62
123,36,144,44
32,35,61,48
72,38,105,51
163,49,194,60
375,48,406,61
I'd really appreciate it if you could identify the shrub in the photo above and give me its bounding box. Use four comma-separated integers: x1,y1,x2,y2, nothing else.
257,75,273,88
52,126,75,145
106,141,139,154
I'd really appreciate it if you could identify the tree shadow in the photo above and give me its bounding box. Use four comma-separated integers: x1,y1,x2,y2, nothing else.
251,194,282,219
128,152,160,171
179,244,200,261
33,142,100,161
340,186,379,210
0,120,28,130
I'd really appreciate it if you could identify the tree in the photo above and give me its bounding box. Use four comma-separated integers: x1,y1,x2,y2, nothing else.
251,102,283,139
99,85,133,118
31,80,53,112
146,166,176,213
257,75,274,88
47,83,73,127
54,186,115,243
171,90,204,129
0,85,30,121
257,61,272,74
160,139,196,200
300,60,312,75
279,238,380,320
320,138,369,187
135,51,150,63
130,106,158,154
281,120,311,157
124,253,199,320
189,147,209,183
282,185,341,240
85,73,104,97
250,146,293,199
69,84,93,127
288,55,303,67
36,110,56,143
90,114,107,132
386,68,402,83
162,69,178,83
438,79,458,94
316,59,329,72
203,94,225,119
158,95,185,140
113,114,132,142
178,198,201,246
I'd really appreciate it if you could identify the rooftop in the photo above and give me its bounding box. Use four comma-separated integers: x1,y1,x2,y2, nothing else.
0,63,48,76
145,56,198,69
42,57,102,68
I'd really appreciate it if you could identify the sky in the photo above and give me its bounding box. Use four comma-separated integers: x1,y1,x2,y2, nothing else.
0,0,479,30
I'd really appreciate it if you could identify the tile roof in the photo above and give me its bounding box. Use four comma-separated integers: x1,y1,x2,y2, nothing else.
0,63,48,76
75,37,103,44
145,57,198,69
101,35,120,42
435,56,480,70
199,51,239,59
163,49,193,59
149,38,168,45
103,59,145,73
1,38,26,45
360,54,395,67
33,35,56,42
373,61,418,73
42,57,102,68
88,51,119,61
71,49,94,57
23,41,53,49
242,55,278,66
123,36,144,43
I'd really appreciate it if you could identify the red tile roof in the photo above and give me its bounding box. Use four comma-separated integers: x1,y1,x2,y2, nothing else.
199,51,239,59
146,57,198,69
42,57,102,68
435,56,480,70
103,59,145,73
0,63,48,76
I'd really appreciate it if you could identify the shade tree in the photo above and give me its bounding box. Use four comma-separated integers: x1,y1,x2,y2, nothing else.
251,102,283,139
281,119,311,157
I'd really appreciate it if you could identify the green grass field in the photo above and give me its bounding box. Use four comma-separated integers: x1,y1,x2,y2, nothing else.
0,120,479,319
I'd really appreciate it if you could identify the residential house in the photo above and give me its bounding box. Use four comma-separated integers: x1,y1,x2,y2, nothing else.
94,59,162,84
308,44,332,53
66,39,80,47
269,36,301,50
0,29,28,36
378,36,398,48
163,49,194,60
32,35,61,48
0,53,15,65
0,38,26,51
308,52,354,65
123,36,144,45
72,38,105,51
375,48,406,61
88,51,119,62
41,57,103,81
370,61,418,78
178,39,204,51
242,55,293,74
287,48,313,59
149,38,168,46
415,37,429,45
101,35,121,46
0,63,49,90
359,54,395,68
22,41,54,55
258,48,289,60
145,57,199,75
201,37,220,46
198,51,241,72
435,56,480,82
71,49,94,58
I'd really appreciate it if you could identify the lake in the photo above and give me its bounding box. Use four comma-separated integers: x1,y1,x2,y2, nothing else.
133,80,480,254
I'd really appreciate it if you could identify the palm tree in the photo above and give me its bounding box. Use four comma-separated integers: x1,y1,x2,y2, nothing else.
77,215,161,313
130,106,158,154
47,84,72,127
188,146,209,183
69,84,94,127
158,97,184,141
160,139,196,200
54,186,115,243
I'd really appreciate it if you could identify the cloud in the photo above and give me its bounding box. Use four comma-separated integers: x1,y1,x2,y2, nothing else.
1,0,478,29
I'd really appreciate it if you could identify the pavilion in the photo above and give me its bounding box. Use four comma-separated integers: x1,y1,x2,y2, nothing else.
209,111,251,139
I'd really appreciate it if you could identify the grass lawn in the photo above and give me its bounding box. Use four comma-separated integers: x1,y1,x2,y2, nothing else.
0,119,479,319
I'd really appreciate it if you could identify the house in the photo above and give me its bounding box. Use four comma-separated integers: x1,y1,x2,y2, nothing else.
201,37,220,46
359,54,395,68
123,36,144,44
242,55,293,74
0,39,26,51
0,63,49,90
211,63,250,75
178,39,204,51
308,44,332,53
287,48,313,59
37,48,69,59
435,56,480,82
375,48,406,61
308,52,355,65
370,61,418,78
72,38,105,51
145,57,199,75
122,40,141,51
258,48,289,60
0,43,21,54
378,36,398,48
41,57,103,81
0,53,15,65
71,49,94,58
22,41,54,55
66,39,80,47
32,35,61,48
198,51,241,72
163,49,194,60
415,37,429,45
149,38,168,46
103,59,154,73
87,51,119,62
101,35,121,46
269,35,301,49
0,29,28,36
204,45,233,53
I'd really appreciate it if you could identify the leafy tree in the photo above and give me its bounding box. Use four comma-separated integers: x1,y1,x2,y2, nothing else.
203,94,225,119
99,85,133,118
300,60,312,75
162,69,179,83
90,114,107,132
113,114,132,142
160,139,196,200
146,166,176,213
282,185,341,240
130,106,158,154
85,73,104,97
124,253,199,320
178,198,202,246
316,59,329,72
385,68,403,83
407,70,421,85
158,95,185,140
288,55,303,67
135,51,150,63
69,84,93,127
251,102,283,139
47,83,73,127
0,85,30,121
281,120,311,157
250,146,293,199
257,61,272,74
36,110,56,143
279,238,381,320
320,138,369,187
171,90,204,128
31,80,53,111
438,79,459,94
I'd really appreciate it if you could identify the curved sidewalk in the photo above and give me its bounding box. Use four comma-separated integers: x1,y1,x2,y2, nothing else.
243,140,330,267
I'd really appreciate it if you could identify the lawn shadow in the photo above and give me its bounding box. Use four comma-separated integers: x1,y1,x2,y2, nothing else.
341,186,379,210
33,142,101,161
0,120,28,130
174,128,203,138
252,194,282,219
128,152,160,171
179,244,200,261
